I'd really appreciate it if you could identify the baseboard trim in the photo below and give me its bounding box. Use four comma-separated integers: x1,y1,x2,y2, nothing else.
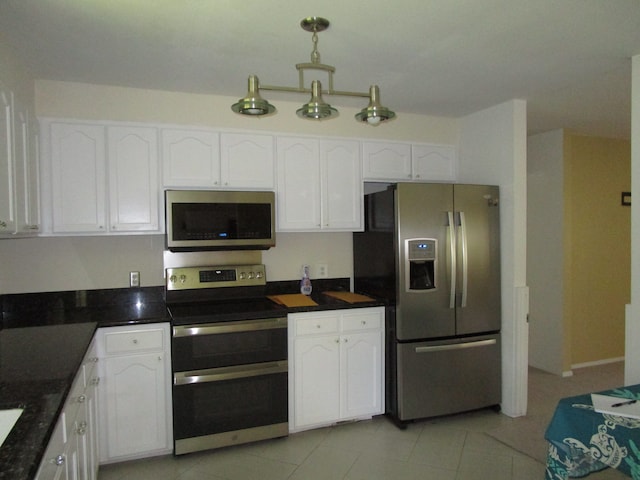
571,357,625,370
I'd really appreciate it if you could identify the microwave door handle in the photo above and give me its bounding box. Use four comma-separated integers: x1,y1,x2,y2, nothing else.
447,211,456,309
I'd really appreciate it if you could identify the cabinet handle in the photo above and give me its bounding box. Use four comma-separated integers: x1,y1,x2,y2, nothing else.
361,320,367,325
335,338,340,343
132,339,138,344
27,224,39,230
77,394,86,403
91,377,100,386
52,455,65,466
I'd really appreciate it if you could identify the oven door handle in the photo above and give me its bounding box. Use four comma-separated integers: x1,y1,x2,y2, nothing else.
173,317,287,337
174,360,288,385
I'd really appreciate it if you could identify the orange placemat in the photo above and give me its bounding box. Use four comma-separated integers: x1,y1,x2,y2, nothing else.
268,294,318,307
322,291,375,303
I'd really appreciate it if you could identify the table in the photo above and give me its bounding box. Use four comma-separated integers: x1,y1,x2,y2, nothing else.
545,384,640,479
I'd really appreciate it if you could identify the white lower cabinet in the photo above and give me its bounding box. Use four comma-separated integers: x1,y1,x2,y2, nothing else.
36,339,99,480
95,323,172,463
288,307,384,432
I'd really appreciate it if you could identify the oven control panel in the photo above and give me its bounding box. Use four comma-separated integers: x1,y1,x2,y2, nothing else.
166,264,266,290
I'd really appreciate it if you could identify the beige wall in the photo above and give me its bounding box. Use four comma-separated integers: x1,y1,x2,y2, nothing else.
565,133,630,365
0,78,461,294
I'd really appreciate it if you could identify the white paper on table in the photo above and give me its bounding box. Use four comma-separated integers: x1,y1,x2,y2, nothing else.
591,394,640,419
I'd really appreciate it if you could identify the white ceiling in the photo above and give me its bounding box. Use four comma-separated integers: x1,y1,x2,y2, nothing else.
1,0,639,138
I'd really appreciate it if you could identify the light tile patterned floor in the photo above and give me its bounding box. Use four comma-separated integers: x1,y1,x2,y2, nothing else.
98,364,627,480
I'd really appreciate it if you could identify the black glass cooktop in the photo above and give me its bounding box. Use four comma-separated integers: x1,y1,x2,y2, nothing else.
168,297,286,325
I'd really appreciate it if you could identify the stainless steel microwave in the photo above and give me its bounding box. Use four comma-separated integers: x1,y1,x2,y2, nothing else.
165,190,276,251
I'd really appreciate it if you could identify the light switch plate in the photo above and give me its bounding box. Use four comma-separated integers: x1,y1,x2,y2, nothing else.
129,271,140,287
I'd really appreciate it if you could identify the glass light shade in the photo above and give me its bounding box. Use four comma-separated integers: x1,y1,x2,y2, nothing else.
296,80,338,120
355,85,396,125
231,75,276,116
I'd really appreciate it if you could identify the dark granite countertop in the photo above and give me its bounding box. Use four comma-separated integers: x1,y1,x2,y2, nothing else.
0,282,385,479
0,322,97,480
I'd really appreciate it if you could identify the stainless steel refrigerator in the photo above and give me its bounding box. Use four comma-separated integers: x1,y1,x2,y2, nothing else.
353,183,501,424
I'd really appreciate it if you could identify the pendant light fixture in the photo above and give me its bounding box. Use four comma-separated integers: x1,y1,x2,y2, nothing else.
231,17,396,126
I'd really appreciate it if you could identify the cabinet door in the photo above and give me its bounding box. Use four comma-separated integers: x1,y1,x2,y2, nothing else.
276,137,321,230
26,119,41,233
161,128,220,187
362,141,412,181
340,331,383,419
35,416,68,480
321,140,362,230
293,335,340,427
221,133,274,189
0,85,15,233
412,144,457,182
50,123,107,233
13,104,28,233
108,126,159,232
103,352,168,459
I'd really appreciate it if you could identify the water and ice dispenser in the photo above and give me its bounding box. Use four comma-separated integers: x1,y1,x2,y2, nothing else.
405,239,437,291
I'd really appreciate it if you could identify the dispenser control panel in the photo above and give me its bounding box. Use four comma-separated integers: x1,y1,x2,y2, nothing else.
407,239,436,261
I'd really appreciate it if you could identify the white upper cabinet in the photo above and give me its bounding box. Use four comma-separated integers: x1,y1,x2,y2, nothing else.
43,120,160,235
363,141,456,182
411,143,457,181
220,133,275,189
161,129,274,190
0,84,39,236
320,140,362,230
277,136,362,231
276,137,321,230
161,128,220,187
362,141,412,181
49,122,107,233
0,84,16,234
108,126,159,232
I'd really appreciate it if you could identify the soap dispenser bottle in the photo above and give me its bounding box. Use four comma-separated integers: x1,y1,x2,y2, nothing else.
300,265,312,296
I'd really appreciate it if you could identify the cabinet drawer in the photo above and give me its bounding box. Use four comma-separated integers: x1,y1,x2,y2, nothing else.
292,314,339,336
341,310,383,332
104,328,164,354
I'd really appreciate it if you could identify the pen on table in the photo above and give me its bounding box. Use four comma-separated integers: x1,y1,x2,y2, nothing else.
611,399,637,407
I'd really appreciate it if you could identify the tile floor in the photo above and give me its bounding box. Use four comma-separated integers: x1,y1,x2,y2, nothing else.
98,364,627,480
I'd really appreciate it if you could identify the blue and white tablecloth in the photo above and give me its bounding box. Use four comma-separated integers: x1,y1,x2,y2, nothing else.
545,384,640,479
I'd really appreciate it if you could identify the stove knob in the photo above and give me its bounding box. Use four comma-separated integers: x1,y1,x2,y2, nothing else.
179,275,187,283
256,271,264,279
248,271,255,279
169,275,177,284
239,271,247,280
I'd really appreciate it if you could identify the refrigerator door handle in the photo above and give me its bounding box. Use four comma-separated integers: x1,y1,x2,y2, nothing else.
415,338,497,353
447,211,456,309
459,211,469,308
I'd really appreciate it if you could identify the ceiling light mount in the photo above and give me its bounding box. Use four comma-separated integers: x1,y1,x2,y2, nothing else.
231,17,396,125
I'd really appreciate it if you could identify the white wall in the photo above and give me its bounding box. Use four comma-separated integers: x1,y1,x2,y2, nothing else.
459,99,529,418
527,130,565,375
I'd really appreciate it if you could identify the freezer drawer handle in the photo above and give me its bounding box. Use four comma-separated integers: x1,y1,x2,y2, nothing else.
414,338,496,354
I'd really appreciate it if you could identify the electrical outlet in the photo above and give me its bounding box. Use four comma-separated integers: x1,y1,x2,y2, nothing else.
316,263,328,278
129,271,140,287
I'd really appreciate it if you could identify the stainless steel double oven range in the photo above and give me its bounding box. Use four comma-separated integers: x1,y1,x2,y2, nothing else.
166,264,288,455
